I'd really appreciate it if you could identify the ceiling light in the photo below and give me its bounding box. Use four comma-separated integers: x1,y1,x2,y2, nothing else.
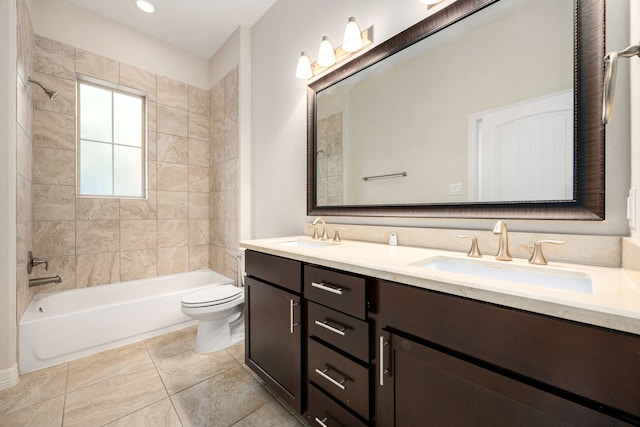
317,36,337,67
342,17,363,53
135,0,155,13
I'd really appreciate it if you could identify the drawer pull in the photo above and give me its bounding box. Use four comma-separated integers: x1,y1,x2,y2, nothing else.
379,336,389,386
315,367,347,390
314,417,329,427
314,320,346,336
289,299,299,334
311,281,343,295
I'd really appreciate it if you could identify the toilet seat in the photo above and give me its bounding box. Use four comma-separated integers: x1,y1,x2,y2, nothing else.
181,285,243,308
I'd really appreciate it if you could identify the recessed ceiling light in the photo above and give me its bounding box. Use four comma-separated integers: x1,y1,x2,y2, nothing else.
135,0,155,13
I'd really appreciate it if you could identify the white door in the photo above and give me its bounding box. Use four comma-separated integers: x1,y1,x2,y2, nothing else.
468,91,573,202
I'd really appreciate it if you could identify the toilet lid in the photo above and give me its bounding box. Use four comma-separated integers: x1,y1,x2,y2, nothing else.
182,285,242,307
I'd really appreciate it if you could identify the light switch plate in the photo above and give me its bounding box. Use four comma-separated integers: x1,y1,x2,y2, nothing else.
627,187,637,229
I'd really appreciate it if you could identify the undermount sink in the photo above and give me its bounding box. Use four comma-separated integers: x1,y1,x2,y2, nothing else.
277,239,336,249
414,256,593,294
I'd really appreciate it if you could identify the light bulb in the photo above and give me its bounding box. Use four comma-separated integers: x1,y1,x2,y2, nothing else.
342,17,363,53
295,52,313,80
317,36,336,67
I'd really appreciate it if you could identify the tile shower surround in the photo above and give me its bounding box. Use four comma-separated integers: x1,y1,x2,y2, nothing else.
20,33,240,318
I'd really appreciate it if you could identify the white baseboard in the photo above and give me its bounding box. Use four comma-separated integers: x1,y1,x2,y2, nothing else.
0,363,19,390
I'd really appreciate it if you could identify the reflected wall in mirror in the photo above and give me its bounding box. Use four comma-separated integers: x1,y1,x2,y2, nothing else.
307,0,605,220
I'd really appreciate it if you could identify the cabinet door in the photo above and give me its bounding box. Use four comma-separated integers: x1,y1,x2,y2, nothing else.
246,277,302,412
377,331,628,427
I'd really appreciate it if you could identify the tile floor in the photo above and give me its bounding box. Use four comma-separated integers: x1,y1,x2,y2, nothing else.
0,327,306,426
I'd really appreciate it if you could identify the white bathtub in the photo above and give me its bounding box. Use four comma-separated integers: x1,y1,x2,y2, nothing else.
19,269,235,373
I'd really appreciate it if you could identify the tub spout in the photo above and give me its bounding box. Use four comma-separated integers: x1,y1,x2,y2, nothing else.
29,275,62,287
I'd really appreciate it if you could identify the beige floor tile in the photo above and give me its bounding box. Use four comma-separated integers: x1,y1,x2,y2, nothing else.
0,363,67,414
63,367,167,427
156,348,239,395
171,365,273,427
226,341,245,365
104,398,182,427
232,400,304,427
0,395,64,427
67,341,154,391
145,326,197,361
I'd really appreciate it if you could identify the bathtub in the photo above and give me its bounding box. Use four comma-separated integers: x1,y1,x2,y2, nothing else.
19,269,235,373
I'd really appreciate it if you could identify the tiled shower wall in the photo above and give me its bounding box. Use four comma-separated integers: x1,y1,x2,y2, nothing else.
316,112,343,206
209,68,239,282
16,0,35,319
25,36,230,302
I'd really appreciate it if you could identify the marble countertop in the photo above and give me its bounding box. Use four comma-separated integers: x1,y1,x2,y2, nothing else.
240,236,640,336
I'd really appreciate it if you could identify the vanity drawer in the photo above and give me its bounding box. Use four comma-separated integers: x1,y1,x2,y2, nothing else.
307,383,367,427
308,301,369,362
308,338,369,419
245,250,302,293
305,266,366,319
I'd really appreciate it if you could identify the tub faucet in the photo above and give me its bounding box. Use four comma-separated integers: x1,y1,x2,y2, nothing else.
312,217,328,240
492,220,512,261
27,251,48,274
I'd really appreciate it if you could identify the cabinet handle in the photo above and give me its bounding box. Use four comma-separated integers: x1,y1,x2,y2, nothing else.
315,367,347,390
289,299,299,334
314,417,329,427
314,320,346,336
311,281,343,295
379,336,389,386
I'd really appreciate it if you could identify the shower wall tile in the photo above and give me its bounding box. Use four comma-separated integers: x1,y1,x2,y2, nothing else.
189,219,210,246
157,76,188,110
16,75,32,138
210,167,223,192
34,220,75,257
33,146,75,185
76,198,120,220
157,247,189,276
32,72,75,116
157,220,189,248
210,219,224,247
148,161,157,190
16,173,33,225
157,105,188,137
31,255,76,292
188,245,209,271
120,220,157,251
33,184,75,220
188,112,209,141
224,159,238,190
76,220,119,255
157,191,189,219
33,109,75,151
188,166,209,193
76,252,120,287
210,80,224,112
209,245,224,274
120,249,157,281
157,133,188,165
157,162,189,191
224,220,238,251
224,190,238,220
75,49,119,84
224,248,238,282
224,128,239,160
17,0,34,82
148,131,157,161
188,193,209,219
147,101,157,132
210,137,225,166
120,63,157,103
34,36,75,80
189,86,209,115
189,139,209,167
120,191,157,220
210,192,223,219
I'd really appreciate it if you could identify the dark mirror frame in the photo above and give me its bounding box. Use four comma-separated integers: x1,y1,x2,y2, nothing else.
307,0,604,220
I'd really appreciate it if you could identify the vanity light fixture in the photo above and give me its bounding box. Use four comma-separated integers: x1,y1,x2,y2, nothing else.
135,0,155,13
296,17,373,80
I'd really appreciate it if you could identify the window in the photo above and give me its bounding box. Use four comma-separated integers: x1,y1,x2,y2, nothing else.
77,79,146,198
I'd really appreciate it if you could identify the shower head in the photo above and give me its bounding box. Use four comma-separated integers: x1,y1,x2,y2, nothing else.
28,78,58,100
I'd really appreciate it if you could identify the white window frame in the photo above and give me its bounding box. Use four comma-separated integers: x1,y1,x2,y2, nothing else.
76,76,148,199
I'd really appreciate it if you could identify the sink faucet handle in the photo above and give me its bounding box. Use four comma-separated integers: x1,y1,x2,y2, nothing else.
528,240,566,265
333,227,345,242
456,234,483,258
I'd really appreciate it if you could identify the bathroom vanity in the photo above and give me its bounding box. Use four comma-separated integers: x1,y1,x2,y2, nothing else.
242,237,640,426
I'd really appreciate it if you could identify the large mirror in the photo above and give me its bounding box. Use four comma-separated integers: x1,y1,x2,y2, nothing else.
307,0,605,220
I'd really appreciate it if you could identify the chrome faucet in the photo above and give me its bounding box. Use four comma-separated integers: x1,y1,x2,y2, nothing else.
492,221,512,261
312,217,328,240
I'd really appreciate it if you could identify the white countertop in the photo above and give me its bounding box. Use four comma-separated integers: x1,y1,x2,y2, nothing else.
240,236,640,336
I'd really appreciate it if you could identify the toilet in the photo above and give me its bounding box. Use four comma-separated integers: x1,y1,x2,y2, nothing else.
181,283,244,353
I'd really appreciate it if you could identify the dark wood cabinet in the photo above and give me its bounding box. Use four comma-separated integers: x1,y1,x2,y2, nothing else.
372,279,640,426
245,251,303,412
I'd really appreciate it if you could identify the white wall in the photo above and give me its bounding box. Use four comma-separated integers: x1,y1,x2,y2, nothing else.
0,0,18,388
251,0,632,237
29,0,210,88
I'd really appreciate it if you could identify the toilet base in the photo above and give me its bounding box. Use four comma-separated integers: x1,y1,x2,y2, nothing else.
193,312,244,354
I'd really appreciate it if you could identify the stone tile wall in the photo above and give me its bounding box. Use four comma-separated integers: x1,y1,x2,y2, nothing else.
209,68,239,281
30,36,214,293
316,112,343,206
